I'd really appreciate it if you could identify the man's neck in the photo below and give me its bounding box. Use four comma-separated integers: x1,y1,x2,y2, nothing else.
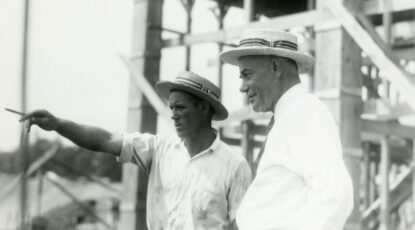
183,127,216,158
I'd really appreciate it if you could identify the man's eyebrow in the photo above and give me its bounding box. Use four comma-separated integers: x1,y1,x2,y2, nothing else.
169,101,183,107
240,69,252,76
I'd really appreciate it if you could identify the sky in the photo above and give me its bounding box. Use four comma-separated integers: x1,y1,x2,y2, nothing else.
0,0,247,152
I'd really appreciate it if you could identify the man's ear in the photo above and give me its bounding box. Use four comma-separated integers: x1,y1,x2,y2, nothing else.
200,101,214,118
271,57,282,78
199,101,209,113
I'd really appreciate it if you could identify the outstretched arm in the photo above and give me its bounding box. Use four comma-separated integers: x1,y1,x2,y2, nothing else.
20,109,122,156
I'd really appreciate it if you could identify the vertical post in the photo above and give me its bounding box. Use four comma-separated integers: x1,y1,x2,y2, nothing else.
19,0,31,223
244,0,254,23
412,138,415,230
307,0,316,10
217,3,226,92
380,136,390,230
382,0,392,44
382,0,391,99
120,0,163,229
241,0,254,167
369,153,377,206
306,0,316,92
362,142,371,210
315,0,362,229
183,0,194,71
216,3,227,138
36,170,43,216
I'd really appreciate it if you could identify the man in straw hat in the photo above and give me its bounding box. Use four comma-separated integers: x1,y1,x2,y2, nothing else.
21,71,251,229
220,29,353,230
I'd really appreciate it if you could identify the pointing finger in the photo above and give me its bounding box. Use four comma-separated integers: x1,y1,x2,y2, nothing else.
19,114,30,122
27,118,35,133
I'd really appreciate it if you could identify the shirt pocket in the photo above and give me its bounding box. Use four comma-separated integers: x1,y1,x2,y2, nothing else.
190,184,223,221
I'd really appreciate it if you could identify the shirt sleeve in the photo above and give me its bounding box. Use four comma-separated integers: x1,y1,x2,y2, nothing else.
228,160,252,227
117,132,160,175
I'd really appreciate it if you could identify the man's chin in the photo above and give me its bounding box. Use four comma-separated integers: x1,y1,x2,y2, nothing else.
176,130,186,138
250,104,262,112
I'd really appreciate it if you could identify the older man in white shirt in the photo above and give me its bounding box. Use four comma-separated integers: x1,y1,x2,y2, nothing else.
220,29,354,230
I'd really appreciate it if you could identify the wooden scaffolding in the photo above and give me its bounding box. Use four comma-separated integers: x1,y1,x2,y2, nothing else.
123,0,415,229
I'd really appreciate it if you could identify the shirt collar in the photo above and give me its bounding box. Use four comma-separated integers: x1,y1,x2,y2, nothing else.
193,130,220,159
178,129,220,160
274,83,304,115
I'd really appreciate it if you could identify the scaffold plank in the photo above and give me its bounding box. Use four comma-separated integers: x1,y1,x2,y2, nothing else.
364,0,415,15
162,10,318,48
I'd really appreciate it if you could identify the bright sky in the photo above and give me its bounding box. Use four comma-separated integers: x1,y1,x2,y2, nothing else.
0,0,246,152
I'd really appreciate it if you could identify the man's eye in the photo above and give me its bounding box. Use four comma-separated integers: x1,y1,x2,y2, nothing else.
170,105,185,110
241,72,252,79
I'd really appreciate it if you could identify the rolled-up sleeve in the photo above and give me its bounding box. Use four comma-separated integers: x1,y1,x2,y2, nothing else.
117,132,159,174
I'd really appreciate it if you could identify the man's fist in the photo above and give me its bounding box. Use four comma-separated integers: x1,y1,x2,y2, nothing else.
19,109,59,132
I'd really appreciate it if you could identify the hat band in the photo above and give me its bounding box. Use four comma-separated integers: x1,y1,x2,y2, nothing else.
239,38,297,51
174,77,220,101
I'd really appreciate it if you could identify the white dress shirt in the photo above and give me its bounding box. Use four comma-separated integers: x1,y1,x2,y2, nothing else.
236,84,353,230
118,132,252,230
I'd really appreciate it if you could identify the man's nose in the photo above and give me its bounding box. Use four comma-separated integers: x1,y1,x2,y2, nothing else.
171,112,179,121
240,81,248,93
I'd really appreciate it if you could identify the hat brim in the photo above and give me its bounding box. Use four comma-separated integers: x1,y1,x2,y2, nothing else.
220,47,315,71
156,81,229,121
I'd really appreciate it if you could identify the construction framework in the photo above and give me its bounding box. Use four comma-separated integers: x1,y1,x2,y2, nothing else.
122,0,415,229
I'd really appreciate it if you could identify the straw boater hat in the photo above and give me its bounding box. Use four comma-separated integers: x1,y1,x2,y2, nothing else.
156,71,228,121
220,29,315,70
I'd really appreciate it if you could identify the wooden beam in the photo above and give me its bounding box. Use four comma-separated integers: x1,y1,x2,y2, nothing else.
355,14,397,63
363,142,372,209
381,0,392,43
364,0,415,15
121,0,163,229
162,1,415,49
413,139,415,223
162,10,319,48
325,0,415,112
379,136,390,230
362,46,415,62
45,173,115,229
394,47,415,60
221,136,262,149
362,166,412,224
0,144,59,202
213,106,271,128
363,101,414,121
244,0,254,22
315,0,363,226
120,55,171,124
362,118,415,139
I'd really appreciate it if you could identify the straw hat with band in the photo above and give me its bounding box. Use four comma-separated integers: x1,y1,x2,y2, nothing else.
220,29,315,71
156,71,228,121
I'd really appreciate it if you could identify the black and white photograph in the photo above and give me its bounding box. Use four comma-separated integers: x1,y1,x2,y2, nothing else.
1,0,415,229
